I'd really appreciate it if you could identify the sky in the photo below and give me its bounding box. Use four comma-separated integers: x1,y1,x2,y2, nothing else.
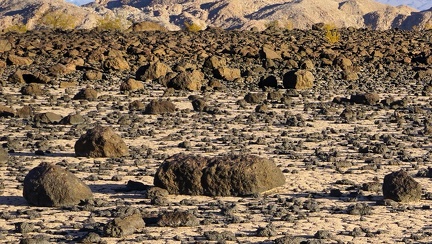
66,0,432,10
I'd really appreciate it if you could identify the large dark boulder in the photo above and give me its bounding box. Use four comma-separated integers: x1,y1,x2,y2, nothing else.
75,126,129,158
383,170,422,202
23,162,93,207
154,153,285,196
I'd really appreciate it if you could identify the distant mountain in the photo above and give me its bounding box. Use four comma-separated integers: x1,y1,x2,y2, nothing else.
1,0,431,31
375,0,432,11
66,0,93,5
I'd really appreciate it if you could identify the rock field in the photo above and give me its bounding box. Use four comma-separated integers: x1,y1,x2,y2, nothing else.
0,27,432,243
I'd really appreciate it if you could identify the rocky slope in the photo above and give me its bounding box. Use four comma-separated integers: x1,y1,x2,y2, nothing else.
0,0,431,31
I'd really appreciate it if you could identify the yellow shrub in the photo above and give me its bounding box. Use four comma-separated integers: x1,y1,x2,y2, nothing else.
96,15,127,31
324,23,340,44
39,10,77,30
425,21,432,30
184,22,202,32
3,24,27,33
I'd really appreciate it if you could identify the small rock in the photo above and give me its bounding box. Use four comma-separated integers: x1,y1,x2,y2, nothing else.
157,211,199,227
84,70,103,81
104,213,145,237
8,54,33,66
120,78,144,92
350,93,380,105
60,113,85,125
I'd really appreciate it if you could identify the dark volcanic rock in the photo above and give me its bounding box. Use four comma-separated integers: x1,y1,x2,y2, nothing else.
350,93,380,105
383,170,422,202
157,211,199,227
75,125,129,158
23,162,93,207
104,213,145,237
154,153,285,196
144,99,176,114
283,69,314,89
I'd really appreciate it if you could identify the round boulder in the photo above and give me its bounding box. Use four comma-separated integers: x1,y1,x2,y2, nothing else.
283,69,314,89
23,162,93,207
75,125,129,158
383,170,422,202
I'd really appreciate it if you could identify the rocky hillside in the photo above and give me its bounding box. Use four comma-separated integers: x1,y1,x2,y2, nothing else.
0,0,431,31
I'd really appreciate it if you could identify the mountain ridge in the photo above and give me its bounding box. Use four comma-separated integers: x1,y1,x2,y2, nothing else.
1,0,431,31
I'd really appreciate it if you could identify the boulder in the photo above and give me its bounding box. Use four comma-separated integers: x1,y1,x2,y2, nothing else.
23,162,93,207
136,61,171,81
59,114,85,125
258,75,278,89
154,153,285,196
350,93,380,105
144,99,176,114
34,112,63,124
0,39,12,52
0,148,8,166
128,21,168,32
75,126,129,158
283,70,314,89
383,170,422,202
120,78,144,92
84,70,103,81
104,213,145,237
7,54,33,66
260,45,281,60
244,92,266,104
21,72,51,84
103,56,130,71
215,67,241,81
168,71,202,91
21,83,43,96
204,56,227,69
73,88,98,101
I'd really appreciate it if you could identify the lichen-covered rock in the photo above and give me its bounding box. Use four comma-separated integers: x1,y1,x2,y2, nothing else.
75,126,129,158
23,162,93,207
383,170,422,202
154,153,285,196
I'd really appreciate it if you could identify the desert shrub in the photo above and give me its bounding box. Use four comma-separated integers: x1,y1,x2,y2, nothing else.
184,22,202,32
96,15,127,31
3,24,27,33
424,21,432,30
39,10,77,30
323,23,340,44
